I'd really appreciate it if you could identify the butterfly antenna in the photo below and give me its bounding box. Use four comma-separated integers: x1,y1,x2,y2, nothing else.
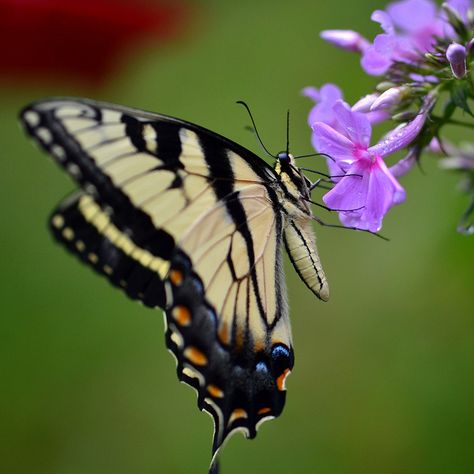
236,101,276,158
294,151,335,162
311,215,389,241
295,151,351,176
286,109,290,155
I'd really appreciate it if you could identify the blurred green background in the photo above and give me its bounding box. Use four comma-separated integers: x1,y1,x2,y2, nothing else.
1,1,473,473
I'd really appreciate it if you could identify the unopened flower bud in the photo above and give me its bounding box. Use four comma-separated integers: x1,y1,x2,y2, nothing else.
320,30,369,53
446,42,467,78
375,81,396,92
352,93,379,112
371,87,409,112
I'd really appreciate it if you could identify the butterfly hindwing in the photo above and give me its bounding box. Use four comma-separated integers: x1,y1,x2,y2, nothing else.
20,98,296,462
50,191,168,307
165,184,293,457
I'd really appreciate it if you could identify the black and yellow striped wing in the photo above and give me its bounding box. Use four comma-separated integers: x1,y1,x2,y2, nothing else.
20,98,295,465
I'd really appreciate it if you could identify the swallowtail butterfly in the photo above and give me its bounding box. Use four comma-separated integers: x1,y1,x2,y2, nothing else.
20,98,329,472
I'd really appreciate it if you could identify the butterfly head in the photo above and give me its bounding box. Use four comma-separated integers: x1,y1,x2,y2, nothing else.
276,150,294,166
274,151,296,175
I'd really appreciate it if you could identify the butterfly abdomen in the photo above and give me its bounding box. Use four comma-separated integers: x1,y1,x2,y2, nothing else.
284,218,329,301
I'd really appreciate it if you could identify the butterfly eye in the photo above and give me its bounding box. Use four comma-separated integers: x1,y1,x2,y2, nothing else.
277,151,291,164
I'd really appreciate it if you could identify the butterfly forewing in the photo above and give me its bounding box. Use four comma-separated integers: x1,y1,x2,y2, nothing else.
20,98,297,462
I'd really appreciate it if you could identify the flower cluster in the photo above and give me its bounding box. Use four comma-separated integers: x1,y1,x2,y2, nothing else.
305,0,474,234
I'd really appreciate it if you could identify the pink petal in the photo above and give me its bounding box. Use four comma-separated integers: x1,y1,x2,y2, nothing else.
302,86,320,102
323,159,371,214
320,83,344,103
360,35,395,75
323,156,406,232
373,156,406,205
309,132,347,179
371,10,395,33
366,110,390,125
359,157,406,231
332,100,372,147
386,0,437,32
307,84,344,128
389,150,417,177
312,122,356,164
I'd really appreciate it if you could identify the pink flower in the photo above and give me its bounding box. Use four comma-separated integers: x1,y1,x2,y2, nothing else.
304,83,390,179
361,0,451,75
312,101,430,231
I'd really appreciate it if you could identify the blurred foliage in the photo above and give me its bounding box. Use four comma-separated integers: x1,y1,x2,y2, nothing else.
1,1,473,473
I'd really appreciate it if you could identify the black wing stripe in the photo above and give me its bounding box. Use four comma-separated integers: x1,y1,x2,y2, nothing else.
121,114,148,152
152,121,184,166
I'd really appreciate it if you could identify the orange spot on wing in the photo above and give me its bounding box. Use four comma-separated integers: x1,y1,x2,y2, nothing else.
207,384,224,398
235,328,244,351
228,408,248,425
276,368,290,391
218,322,230,346
172,305,191,326
257,407,272,415
254,339,265,353
184,346,208,366
169,269,183,286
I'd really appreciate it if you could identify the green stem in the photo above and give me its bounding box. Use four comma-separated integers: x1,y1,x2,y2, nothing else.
467,72,474,96
444,118,474,129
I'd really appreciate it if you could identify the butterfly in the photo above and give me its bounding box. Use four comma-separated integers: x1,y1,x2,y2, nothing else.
20,98,329,472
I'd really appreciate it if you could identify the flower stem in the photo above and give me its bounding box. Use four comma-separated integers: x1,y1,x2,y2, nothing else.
444,118,474,129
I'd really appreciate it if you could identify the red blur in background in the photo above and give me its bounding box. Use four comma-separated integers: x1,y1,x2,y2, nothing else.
0,0,189,88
